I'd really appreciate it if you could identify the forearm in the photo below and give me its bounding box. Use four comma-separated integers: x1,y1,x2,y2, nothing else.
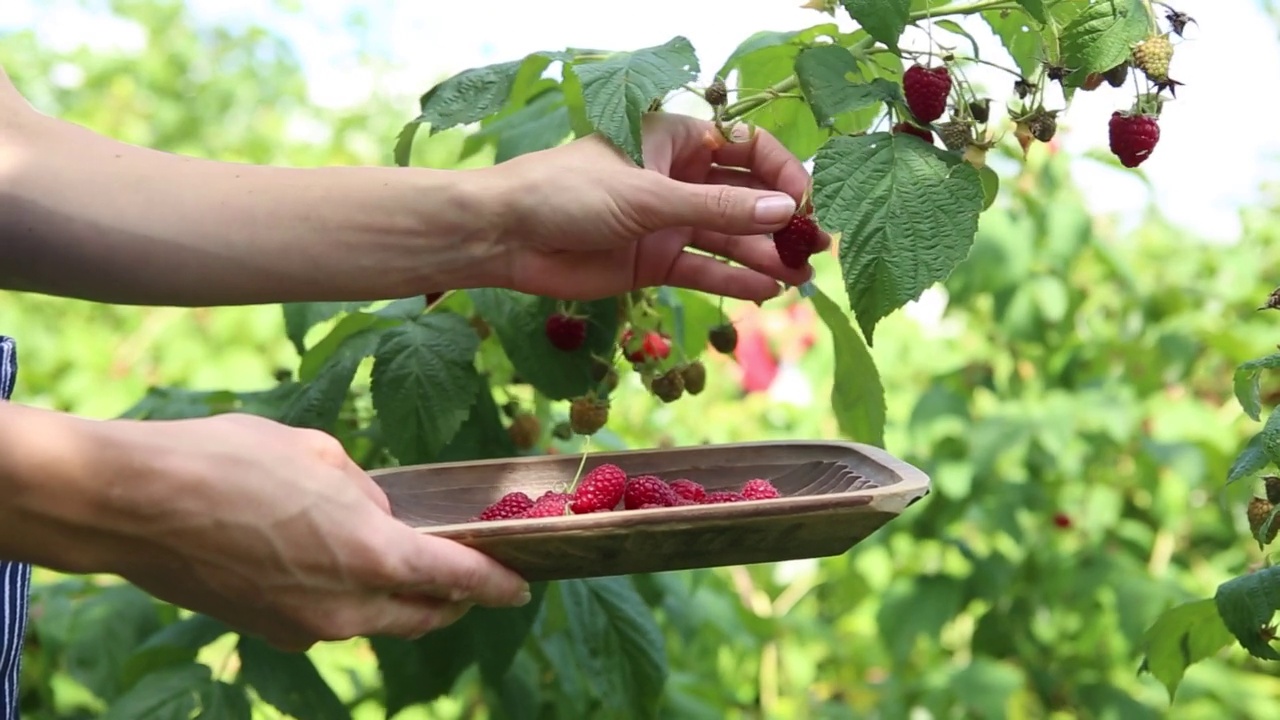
0,102,509,306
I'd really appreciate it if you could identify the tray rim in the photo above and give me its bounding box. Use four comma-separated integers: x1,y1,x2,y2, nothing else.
369,439,931,536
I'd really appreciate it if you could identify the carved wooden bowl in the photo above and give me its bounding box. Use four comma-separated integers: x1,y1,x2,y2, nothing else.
370,440,930,582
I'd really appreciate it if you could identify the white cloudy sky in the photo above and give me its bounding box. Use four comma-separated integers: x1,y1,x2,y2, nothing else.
3,0,1277,242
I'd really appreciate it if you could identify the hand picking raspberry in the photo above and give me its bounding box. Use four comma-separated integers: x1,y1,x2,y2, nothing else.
493,114,830,302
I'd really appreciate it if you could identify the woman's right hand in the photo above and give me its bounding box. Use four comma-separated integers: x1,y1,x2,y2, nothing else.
6,409,530,652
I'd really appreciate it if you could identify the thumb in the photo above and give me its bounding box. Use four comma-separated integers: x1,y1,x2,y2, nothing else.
642,175,798,235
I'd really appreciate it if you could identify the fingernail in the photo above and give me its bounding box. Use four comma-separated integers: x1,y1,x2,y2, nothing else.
514,588,532,606
754,194,796,224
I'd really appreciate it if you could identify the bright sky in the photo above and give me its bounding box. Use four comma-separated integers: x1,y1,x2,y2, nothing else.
4,0,1278,243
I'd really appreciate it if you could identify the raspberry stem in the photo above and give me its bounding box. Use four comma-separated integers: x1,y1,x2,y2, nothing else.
568,437,593,493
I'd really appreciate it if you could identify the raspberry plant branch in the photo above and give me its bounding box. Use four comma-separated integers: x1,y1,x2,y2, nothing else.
717,0,1028,126
85,3,1206,716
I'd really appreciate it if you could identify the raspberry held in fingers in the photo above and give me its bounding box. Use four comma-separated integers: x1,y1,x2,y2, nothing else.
772,213,824,269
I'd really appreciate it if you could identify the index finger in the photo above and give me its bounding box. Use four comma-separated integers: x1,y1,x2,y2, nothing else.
388,527,532,608
711,125,812,203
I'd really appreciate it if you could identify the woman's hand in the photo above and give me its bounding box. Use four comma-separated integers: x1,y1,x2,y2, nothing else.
485,113,831,304
2,408,530,652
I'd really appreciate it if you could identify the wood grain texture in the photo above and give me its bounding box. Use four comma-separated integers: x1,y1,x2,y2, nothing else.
370,440,930,582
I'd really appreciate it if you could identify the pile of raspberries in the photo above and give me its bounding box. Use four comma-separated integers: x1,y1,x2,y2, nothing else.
469,463,782,522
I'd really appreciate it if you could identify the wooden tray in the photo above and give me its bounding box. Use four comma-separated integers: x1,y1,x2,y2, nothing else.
369,440,930,582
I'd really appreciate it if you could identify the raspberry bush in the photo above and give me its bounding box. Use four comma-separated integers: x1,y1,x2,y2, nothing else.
23,0,1276,717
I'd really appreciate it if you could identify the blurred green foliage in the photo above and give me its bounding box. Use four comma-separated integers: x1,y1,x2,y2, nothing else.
5,1,1280,718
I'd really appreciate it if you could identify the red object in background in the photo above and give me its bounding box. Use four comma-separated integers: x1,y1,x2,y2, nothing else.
736,327,779,393
728,298,820,394
1053,512,1071,529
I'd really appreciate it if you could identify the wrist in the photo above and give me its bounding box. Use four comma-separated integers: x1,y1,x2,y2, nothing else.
395,165,516,294
0,404,140,573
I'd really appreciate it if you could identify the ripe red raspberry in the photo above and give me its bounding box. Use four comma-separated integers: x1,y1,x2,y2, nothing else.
891,121,933,144
702,491,747,504
472,491,534,521
624,475,680,509
668,479,707,503
1052,512,1072,529
621,329,672,363
523,491,571,518
741,479,780,500
545,312,587,352
1108,111,1160,168
638,503,667,510
570,463,627,513
902,64,951,123
772,213,823,269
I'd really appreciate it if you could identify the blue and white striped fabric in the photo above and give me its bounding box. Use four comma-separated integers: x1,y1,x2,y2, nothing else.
0,335,29,720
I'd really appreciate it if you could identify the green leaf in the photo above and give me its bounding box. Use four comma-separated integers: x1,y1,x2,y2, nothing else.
795,46,902,127
281,315,402,430
1234,353,1280,420
653,288,719,361
492,651,544,720
298,311,400,382
1015,0,1047,23
1214,568,1280,661
468,290,619,400
370,313,483,464
465,86,572,163
372,632,472,717
1228,434,1270,485
278,350,361,430
281,301,369,355
375,295,430,320
395,52,562,165
984,2,1084,78
375,585,547,717
558,578,668,718
1260,408,1280,469
810,287,886,446
393,121,420,167
65,584,166,702
1060,0,1151,79
121,614,231,691
813,132,984,343
432,382,518,463
716,25,840,79
934,19,981,58
877,574,964,661
102,662,208,720
978,165,1000,211
568,36,700,166
197,681,253,720
237,636,351,720
416,59,524,133
841,0,911,49
1138,599,1234,701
